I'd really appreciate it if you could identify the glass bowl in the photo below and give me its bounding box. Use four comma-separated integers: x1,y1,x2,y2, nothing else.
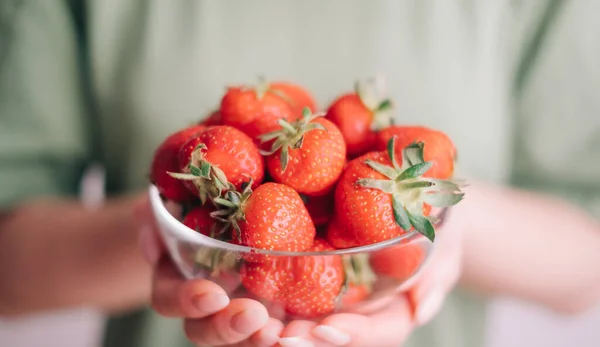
149,185,441,321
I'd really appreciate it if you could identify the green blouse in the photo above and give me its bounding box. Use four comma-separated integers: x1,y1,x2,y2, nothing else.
2,1,599,346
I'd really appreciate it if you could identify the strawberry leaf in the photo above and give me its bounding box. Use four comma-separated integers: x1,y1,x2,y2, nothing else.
357,178,395,194
364,160,398,180
302,107,312,119
401,142,426,168
167,172,198,181
212,166,228,186
270,88,295,106
278,119,297,134
408,212,436,242
280,146,290,172
423,191,464,207
200,161,211,177
399,181,435,190
397,162,433,181
189,165,202,177
214,197,236,208
376,99,393,112
392,195,411,231
387,137,399,170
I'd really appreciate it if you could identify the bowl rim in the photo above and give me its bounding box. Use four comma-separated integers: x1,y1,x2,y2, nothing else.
149,185,440,256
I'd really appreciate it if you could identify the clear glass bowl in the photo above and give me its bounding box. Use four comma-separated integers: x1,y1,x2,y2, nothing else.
149,185,440,321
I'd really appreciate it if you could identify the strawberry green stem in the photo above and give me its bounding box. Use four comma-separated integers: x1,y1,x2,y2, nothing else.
242,76,294,105
354,76,394,130
211,179,254,242
258,107,327,172
341,254,377,290
168,144,231,205
194,248,240,277
356,137,465,242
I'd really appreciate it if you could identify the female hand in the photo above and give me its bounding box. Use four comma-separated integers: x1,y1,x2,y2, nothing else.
136,196,282,346
275,212,464,347
138,192,463,347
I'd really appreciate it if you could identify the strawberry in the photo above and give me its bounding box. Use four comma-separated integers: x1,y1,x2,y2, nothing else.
220,79,297,140
200,109,222,126
301,192,334,227
213,182,315,252
150,125,206,202
328,137,464,248
240,238,344,318
326,77,394,157
325,216,356,249
270,81,318,118
369,243,426,282
260,108,346,196
374,126,456,179
182,205,216,237
340,283,370,306
172,125,264,204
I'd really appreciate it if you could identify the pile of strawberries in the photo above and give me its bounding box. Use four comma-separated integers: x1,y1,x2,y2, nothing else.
150,77,464,318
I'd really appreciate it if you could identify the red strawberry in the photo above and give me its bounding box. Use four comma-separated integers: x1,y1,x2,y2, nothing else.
270,81,318,118
150,125,206,202
374,126,456,179
301,192,335,227
369,243,426,282
213,182,315,252
260,108,346,196
174,125,264,204
200,109,222,126
240,238,344,318
220,79,297,140
326,77,394,157
325,216,356,249
182,205,216,237
328,137,464,248
340,283,370,305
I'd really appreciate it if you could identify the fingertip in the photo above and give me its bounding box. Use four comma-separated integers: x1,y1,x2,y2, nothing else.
179,280,230,318
413,288,445,326
183,298,271,346
250,318,284,347
279,320,318,346
312,324,352,346
230,299,270,335
318,313,368,344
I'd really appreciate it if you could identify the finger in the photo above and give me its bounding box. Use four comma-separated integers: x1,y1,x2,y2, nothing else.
184,298,270,346
135,195,165,265
313,296,413,347
232,318,284,347
279,320,318,347
152,259,229,317
139,224,163,265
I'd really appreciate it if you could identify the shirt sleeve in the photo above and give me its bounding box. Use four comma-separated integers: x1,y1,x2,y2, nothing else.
0,0,91,208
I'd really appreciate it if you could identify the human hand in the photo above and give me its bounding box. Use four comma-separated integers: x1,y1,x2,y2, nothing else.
136,196,282,346
274,214,464,347
138,191,462,347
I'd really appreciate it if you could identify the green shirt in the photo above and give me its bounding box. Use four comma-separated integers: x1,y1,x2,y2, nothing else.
2,0,599,346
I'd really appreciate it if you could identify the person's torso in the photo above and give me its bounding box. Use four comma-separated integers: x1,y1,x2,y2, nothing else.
80,1,600,347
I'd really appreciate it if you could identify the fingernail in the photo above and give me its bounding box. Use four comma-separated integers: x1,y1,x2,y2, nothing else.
260,332,280,347
191,292,229,314
139,227,160,265
313,325,351,345
415,289,445,326
278,337,315,347
231,308,267,334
